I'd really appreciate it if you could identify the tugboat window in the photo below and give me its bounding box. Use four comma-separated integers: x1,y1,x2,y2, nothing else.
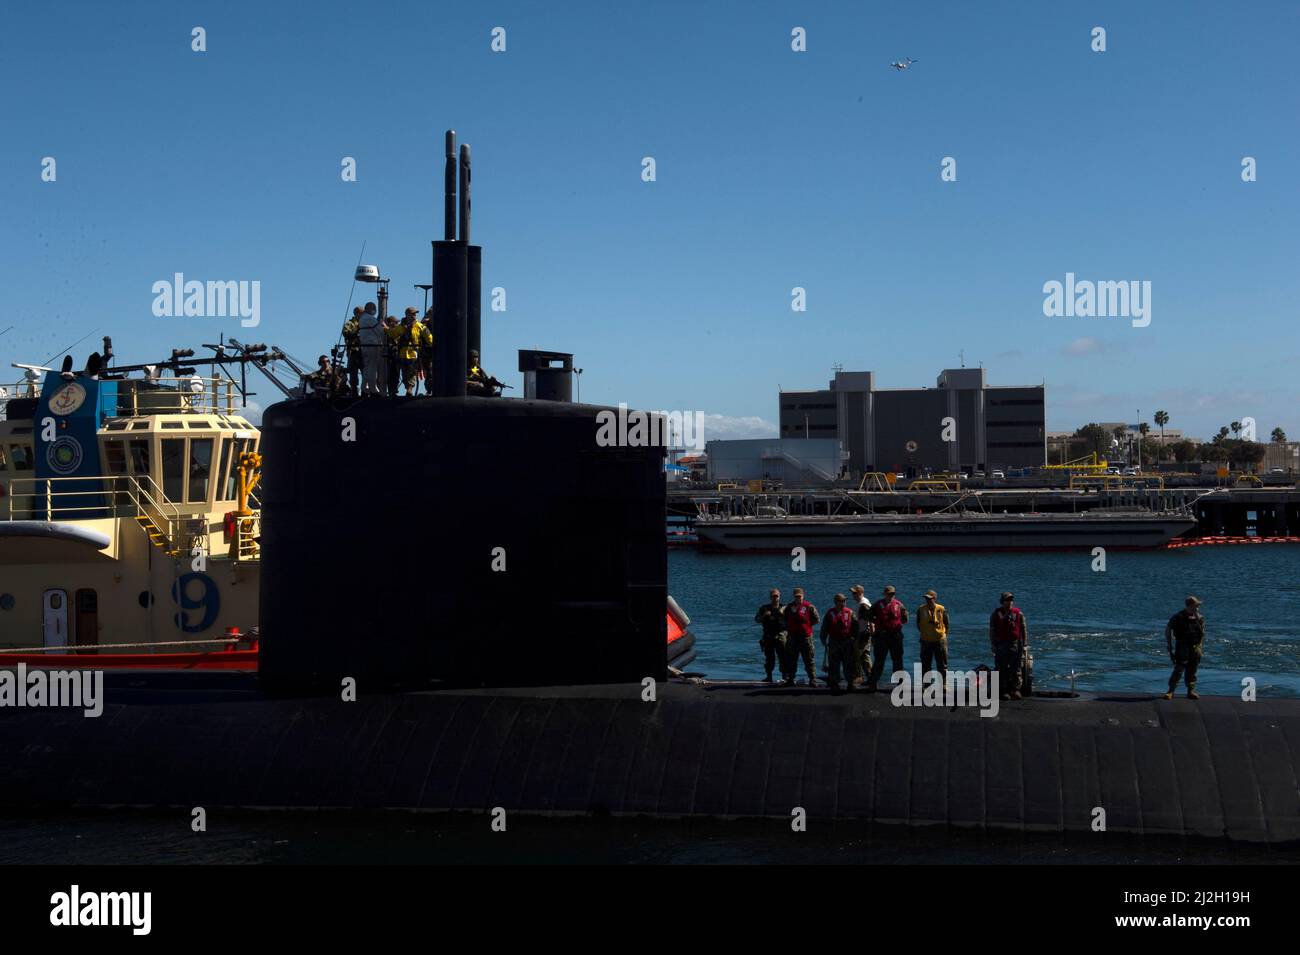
219,439,237,500
188,438,213,503
104,441,127,474
161,439,185,502
128,439,151,477
0,445,7,470
9,445,32,470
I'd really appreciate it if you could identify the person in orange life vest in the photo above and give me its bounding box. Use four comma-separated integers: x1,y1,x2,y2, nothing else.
916,589,951,680
865,585,909,691
754,588,787,684
849,583,873,687
821,594,857,692
780,587,819,687
988,591,1027,701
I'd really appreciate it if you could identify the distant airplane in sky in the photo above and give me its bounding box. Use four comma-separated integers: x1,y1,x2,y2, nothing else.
890,57,917,71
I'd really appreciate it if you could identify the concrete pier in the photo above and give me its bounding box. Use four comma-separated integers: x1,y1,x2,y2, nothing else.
0,677,1296,844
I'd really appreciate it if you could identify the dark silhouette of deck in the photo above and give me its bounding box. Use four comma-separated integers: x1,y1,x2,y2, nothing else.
1,677,1296,844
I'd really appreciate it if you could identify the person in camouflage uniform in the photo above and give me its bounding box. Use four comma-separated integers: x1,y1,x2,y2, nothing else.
754,588,787,683
341,307,363,395
1163,596,1205,700
849,584,873,687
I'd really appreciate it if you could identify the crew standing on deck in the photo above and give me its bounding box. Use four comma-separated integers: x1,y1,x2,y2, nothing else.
988,592,1027,701
866,585,908,691
384,315,402,397
357,302,385,396
1163,596,1205,701
781,587,819,687
916,589,950,680
822,594,857,692
396,308,430,397
342,307,362,395
850,584,872,688
755,589,787,683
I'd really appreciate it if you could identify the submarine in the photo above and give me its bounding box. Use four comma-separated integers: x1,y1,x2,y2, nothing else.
0,131,1297,849
258,130,667,692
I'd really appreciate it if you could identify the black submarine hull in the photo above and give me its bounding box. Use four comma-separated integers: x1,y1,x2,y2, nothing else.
257,396,667,692
0,677,1296,845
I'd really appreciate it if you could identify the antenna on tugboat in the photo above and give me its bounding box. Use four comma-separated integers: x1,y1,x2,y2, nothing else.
344,240,367,324
42,327,100,367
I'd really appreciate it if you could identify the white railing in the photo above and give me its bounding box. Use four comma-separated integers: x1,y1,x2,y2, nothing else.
113,376,242,417
5,473,184,548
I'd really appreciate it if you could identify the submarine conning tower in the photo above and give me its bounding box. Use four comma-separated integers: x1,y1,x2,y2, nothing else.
258,130,666,692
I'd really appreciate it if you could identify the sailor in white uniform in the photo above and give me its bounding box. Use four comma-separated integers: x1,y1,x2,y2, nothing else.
357,302,386,396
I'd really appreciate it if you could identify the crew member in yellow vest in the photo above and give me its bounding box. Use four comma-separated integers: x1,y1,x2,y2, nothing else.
396,309,430,396
916,589,951,680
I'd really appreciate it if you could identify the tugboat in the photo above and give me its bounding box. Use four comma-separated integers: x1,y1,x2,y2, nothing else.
0,340,299,666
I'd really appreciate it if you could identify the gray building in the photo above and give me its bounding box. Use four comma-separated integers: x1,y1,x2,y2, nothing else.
779,368,1045,476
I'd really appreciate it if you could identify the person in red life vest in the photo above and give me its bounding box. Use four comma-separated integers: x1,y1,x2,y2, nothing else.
988,591,1028,701
821,593,857,692
780,587,819,687
865,585,909,691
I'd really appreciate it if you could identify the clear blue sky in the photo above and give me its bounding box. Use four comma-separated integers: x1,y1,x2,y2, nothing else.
3,0,1297,441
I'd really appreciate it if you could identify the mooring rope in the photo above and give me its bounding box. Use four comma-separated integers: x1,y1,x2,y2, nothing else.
0,637,246,654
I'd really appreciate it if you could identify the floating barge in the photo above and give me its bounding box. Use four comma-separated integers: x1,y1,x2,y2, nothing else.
694,511,1198,553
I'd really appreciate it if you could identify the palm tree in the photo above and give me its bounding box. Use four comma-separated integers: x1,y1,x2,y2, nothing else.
1215,426,1230,444
1154,410,1169,461
1272,427,1287,444
1231,421,1242,440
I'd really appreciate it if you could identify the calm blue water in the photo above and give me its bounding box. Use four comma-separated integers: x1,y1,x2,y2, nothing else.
669,546,1300,697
